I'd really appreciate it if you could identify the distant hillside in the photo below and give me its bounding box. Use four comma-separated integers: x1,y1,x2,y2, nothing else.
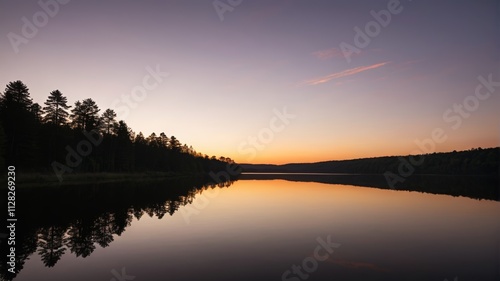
240,147,499,175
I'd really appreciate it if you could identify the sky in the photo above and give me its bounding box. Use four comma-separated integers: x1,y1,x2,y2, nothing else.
0,0,499,164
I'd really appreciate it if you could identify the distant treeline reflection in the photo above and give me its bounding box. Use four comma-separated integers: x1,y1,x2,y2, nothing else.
240,173,499,201
0,177,234,280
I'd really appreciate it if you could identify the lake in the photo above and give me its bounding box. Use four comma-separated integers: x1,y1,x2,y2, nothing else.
2,174,499,281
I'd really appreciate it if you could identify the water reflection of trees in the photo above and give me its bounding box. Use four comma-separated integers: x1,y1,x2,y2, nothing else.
239,173,499,201
37,226,67,267
0,178,234,280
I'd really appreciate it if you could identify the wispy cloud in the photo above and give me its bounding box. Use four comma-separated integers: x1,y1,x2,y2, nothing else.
311,48,345,59
302,61,389,86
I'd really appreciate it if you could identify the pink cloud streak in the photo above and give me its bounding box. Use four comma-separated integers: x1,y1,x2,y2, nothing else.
303,61,390,86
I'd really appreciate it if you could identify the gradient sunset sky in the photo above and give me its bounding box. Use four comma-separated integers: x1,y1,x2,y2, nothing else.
1,0,499,164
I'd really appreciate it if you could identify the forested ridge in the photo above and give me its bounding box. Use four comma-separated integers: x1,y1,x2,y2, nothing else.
241,147,499,175
0,80,235,178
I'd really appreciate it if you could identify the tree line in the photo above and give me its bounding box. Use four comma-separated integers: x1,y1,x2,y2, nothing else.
0,80,235,176
240,147,499,175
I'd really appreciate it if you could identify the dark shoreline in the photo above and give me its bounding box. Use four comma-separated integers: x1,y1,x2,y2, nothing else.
11,171,211,187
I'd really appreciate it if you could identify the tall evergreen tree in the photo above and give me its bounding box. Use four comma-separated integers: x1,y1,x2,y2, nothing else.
70,100,83,129
169,135,181,152
159,132,169,148
116,120,132,140
0,81,38,167
70,98,100,131
101,109,117,135
115,120,134,171
134,132,146,145
0,80,32,110
30,103,43,122
43,90,71,126
147,132,158,147
37,226,67,267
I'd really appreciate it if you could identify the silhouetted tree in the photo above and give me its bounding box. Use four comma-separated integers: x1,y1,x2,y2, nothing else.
169,135,181,152
115,120,134,171
66,219,96,258
43,90,71,126
0,80,32,109
116,120,131,139
37,226,67,267
30,103,43,122
135,132,146,145
147,132,159,147
93,214,115,248
159,132,169,148
70,98,100,131
69,100,83,129
0,80,38,167
101,108,117,135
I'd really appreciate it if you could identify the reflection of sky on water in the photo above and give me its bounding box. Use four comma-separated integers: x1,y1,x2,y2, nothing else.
15,179,500,281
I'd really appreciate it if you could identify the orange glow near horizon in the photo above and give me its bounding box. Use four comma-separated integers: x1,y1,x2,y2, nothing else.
228,140,499,165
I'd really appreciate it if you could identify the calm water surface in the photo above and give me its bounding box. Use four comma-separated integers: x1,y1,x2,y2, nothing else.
4,175,500,281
